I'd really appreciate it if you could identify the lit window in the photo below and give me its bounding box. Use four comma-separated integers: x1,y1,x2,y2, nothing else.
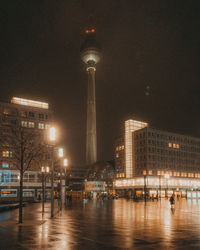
122,145,124,150
20,111,27,117
143,170,147,175
116,153,119,158
2,151,12,157
45,124,50,129
2,163,9,168
148,170,152,175
21,121,27,127
119,146,122,150
28,122,35,128
168,143,172,148
2,151,8,157
3,109,9,115
38,123,44,129
173,143,180,149
157,171,160,175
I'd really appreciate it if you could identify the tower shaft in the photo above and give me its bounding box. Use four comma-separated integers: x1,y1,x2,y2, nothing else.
86,67,97,165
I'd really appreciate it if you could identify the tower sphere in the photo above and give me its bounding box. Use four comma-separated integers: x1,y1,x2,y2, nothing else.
80,29,101,65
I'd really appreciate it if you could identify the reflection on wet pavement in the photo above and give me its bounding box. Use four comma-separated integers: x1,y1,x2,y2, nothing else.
0,199,200,249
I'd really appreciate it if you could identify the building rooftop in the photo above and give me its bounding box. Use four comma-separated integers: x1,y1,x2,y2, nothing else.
11,97,49,109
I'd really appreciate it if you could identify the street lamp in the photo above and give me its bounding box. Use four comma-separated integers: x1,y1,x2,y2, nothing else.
57,147,64,210
41,166,49,214
63,158,68,205
49,127,56,218
64,158,68,167
58,147,64,158
164,174,170,198
143,170,147,202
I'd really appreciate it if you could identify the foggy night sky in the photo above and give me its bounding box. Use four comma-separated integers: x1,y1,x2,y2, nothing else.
0,1,200,165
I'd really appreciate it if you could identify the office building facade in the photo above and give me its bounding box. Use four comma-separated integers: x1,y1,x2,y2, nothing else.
0,97,54,201
114,120,200,197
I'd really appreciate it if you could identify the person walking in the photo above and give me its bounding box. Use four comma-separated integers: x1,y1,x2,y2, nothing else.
170,194,175,207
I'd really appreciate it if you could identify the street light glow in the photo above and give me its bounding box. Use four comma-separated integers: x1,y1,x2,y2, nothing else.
64,158,68,167
58,148,64,158
49,127,56,141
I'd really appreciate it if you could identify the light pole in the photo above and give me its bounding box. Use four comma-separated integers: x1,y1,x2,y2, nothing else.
41,166,49,214
49,127,56,218
57,147,64,210
63,158,68,205
143,171,147,202
164,174,170,198
159,175,161,199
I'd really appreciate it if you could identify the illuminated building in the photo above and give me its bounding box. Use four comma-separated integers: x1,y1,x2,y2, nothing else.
0,97,54,200
125,120,148,178
115,119,200,196
80,28,101,165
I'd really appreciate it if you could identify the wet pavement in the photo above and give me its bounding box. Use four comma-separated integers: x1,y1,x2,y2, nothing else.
0,198,200,249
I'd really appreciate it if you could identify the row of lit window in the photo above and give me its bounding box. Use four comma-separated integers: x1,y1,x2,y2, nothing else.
143,170,152,175
168,143,180,149
116,145,125,151
2,151,12,157
21,121,50,130
20,111,49,120
116,173,125,178
148,147,197,156
147,131,199,146
142,170,199,178
3,109,49,120
2,162,9,168
157,170,200,178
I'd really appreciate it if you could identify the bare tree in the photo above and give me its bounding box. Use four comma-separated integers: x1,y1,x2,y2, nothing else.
0,121,48,223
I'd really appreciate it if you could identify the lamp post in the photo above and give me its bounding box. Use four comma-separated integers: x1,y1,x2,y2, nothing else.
57,147,64,210
164,174,170,198
41,166,49,214
143,171,147,202
159,175,161,199
49,127,56,218
63,158,68,205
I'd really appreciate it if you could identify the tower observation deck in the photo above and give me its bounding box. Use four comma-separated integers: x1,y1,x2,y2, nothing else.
80,28,101,165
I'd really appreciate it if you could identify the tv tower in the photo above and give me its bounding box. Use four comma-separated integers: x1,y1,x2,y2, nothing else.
80,28,101,165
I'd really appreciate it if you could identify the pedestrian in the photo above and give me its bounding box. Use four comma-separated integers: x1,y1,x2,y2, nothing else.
170,195,175,207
